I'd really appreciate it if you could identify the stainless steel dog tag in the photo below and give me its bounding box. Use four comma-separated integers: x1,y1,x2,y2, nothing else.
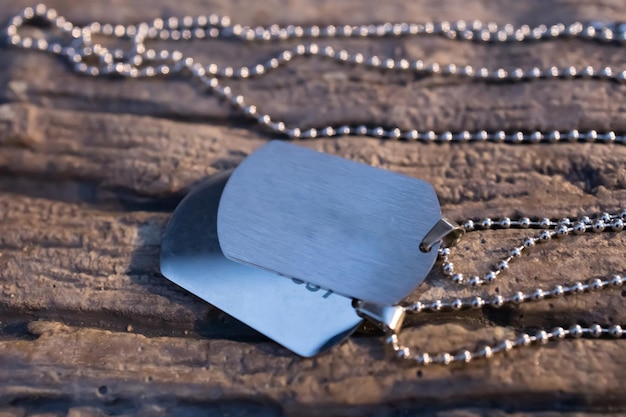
218,141,443,305
160,171,362,357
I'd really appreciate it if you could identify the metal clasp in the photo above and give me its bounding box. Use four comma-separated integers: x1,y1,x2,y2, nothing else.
420,217,465,253
355,301,406,333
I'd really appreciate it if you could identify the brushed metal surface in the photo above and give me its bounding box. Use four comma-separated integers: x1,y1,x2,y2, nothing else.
218,141,442,304
160,171,362,357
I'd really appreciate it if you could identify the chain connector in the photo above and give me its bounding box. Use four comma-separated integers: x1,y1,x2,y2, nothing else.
420,217,465,252
355,301,406,333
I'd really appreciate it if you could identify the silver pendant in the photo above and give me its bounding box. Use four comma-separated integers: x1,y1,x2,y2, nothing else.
160,171,362,357
218,141,445,305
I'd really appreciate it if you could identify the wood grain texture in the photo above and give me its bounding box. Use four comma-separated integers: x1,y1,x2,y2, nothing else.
0,0,625,415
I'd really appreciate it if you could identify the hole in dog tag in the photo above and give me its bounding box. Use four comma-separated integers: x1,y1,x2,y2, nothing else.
160,171,362,357
218,141,442,305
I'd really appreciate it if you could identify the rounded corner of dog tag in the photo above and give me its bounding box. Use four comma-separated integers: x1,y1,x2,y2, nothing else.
217,141,443,305
160,169,362,357
161,171,232,276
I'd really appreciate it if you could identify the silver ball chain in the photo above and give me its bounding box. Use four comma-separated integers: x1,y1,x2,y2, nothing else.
3,4,626,143
388,211,626,365
439,212,625,287
4,5,626,364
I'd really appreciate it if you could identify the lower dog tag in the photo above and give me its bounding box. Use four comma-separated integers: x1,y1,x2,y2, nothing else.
160,171,362,357
218,141,443,305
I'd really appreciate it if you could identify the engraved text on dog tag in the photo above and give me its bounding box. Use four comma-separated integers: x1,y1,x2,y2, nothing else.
160,171,362,357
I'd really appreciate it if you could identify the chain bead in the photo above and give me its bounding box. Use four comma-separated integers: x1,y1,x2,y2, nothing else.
551,328,566,340
539,230,552,241
512,291,525,303
442,262,455,276
610,275,623,287
536,330,549,344
396,347,411,358
609,325,623,338
418,353,432,365
589,324,603,337
471,296,484,309
569,325,583,338
592,220,606,232
600,212,612,223
573,221,587,234
517,333,532,346
469,276,482,286
483,271,497,283
481,346,493,358
500,340,514,351
459,350,472,362
440,352,453,365
417,353,433,365
531,289,545,300
408,301,424,313
491,295,505,308
572,282,585,293
555,225,569,237
589,278,604,291
552,285,565,297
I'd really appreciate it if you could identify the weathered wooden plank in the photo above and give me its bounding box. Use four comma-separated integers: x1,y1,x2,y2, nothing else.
0,0,626,414
2,104,625,206
2,1,626,132
0,320,623,416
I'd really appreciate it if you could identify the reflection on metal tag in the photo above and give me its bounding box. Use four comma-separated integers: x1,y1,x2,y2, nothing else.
218,141,442,305
160,171,362,357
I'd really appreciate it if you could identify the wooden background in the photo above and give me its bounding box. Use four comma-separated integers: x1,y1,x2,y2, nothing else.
1,0,626,415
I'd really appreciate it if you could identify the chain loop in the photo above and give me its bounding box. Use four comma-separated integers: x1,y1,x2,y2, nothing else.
387,322,624,365
394,211,625,365
4,4,626,143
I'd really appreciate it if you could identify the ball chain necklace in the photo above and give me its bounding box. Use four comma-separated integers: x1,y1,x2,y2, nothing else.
4,4,625,364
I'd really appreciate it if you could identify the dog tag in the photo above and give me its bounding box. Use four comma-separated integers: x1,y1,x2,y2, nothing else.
218,141,443,305
160,171,362,357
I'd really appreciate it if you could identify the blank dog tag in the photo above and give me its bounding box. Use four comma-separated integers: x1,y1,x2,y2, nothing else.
218,141,442,305
160,171,362,357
